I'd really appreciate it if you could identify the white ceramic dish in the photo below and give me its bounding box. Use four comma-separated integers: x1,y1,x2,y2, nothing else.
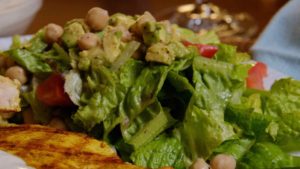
0,150,34,169
0,0,43,36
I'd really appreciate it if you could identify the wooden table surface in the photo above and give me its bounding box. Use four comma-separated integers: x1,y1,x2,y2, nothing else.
26,0,287,36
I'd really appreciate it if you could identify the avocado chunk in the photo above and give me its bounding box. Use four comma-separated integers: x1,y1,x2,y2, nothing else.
145,41,189,65
102,26,123,63
142,22,170,46
130,11,156,36
109,13,136,29
62,21,86,48
78,47,106,71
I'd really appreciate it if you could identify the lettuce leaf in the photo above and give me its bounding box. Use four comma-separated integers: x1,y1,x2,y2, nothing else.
226,79,300,151
9,49,52,74
225,102,276,141
72,84,125,131
73,59,145,134
122,65,169,120
238,142,300,169
212,139,255,160
121,101,176,149
180,57,251,160
103,59,145,139
72,65,125,130
130,133,186,169
266,78,300,117
214,44,251,64
24,29,48,53
265,78,300,150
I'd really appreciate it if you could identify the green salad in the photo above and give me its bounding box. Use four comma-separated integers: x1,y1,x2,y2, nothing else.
1,7,300,169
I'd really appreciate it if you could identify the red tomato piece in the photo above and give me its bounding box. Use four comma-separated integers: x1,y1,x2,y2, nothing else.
36,73,73,107
182,41,218,58
247,62,268,90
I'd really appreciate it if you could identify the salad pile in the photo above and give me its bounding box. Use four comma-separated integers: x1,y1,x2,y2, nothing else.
1,7,300,169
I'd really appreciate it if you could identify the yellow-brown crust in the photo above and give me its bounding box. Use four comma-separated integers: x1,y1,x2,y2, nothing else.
0,124,144,169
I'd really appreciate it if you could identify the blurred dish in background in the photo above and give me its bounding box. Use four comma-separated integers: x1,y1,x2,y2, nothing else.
160,0,258,51
0,0,43,37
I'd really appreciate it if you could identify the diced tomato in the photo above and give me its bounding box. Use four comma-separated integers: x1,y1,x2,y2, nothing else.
36,73,73,107
182,41,218,58
247,62,268,90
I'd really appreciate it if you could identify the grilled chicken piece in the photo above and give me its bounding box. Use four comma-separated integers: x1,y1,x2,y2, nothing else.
0,75,21,114
0,124,144,169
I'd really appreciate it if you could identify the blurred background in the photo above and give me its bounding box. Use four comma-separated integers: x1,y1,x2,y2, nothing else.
0,0,288,50
26,0,287,34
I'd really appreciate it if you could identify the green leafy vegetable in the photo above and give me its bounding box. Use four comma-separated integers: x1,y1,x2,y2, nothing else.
214,44,251,64
9,49,52,74
121,101,176,149
181,56,251,160
72,65,125,130
238,142,300,169
122,65,169,120
130,134,186,169
212,139,255,160
25,30,48,53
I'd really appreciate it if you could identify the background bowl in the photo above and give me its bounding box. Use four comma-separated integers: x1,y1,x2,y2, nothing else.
0,0,43,37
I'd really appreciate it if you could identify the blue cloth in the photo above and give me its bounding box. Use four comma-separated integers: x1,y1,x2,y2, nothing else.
251,0,300,79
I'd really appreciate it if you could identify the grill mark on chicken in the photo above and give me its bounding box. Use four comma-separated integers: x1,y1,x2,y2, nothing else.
0,124,146,169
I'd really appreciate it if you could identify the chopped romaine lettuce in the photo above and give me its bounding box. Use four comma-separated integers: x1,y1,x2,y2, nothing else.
238,142,300,169
181,56,251,160
121,101,176,149
212,139,255,160
9,49,52,74
130,133,186,169
122,65,169,120
214,44,251,64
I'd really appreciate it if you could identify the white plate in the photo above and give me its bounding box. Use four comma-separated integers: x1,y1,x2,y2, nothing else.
0,150,34,169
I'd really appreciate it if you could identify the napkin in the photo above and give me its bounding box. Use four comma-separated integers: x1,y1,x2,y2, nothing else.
251,0,300,80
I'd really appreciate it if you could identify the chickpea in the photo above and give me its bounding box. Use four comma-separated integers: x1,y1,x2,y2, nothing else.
44,23,64,44
85,7,109,31
5,66,27,85
49,117,67,130
210,154,236,169
78,32,99,50
117,26,132,42
190,158,210,169
131,11,156,35
22,109,35,124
